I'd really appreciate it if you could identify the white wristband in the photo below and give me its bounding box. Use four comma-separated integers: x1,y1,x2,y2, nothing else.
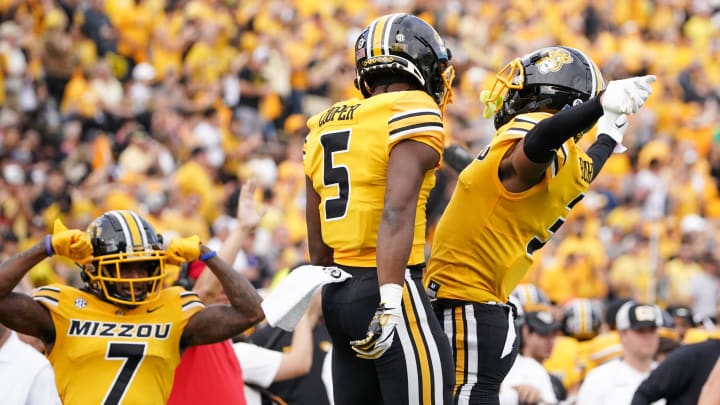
379,283,403,309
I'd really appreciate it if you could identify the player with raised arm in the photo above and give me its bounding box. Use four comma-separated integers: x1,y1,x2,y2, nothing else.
424,46,655,404
0,211,264,404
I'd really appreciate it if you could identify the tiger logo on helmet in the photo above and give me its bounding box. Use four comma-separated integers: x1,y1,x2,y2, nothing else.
536,48,574,74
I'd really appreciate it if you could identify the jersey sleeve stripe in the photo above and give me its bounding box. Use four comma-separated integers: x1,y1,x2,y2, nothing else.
504,128,530,137
389,122,444,139
507,127,530,133
515,117,540,125
589,344,622,361
182,301,205,311
35,286,60,293
180,291,200,298
389,109,442,123
34,295,59,306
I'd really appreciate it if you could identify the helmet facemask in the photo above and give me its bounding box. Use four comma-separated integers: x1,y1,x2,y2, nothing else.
83,251,166,306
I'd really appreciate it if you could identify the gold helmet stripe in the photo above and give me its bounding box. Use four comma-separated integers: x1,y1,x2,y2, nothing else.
369,13,400,57
578,300,588,335
127,210,150,248
108,211,145,252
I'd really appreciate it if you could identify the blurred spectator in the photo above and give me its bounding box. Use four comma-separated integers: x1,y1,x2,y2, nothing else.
41,9,73,105
500,309,561,405
0,21,27,110
577,301,661,405
250,263,332,405
687,252,720,322
666,305,696,341
79,0,117,58
632,338,720,405
169,179,266,405
0,323,61,405
238,291,323,405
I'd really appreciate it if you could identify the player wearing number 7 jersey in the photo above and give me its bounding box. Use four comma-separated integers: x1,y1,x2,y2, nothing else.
0,210,264,404
424,46,656,404
304,13,455,405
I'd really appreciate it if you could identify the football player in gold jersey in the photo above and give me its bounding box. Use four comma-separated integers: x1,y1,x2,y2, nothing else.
424,45,656,404
304,13,455,405
0,210,264,404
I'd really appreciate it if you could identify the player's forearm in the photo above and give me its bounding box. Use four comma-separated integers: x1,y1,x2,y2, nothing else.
585,134,616,181
376,204,414,286
201,245,264,323
523,96,603,163
0,242,47,297
277,312,315,380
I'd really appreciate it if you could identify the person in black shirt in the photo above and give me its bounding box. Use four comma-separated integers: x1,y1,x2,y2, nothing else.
631,338,720,405
250,321,332,405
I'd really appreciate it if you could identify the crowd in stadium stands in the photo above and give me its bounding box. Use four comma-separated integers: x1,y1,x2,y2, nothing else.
0,0,720,403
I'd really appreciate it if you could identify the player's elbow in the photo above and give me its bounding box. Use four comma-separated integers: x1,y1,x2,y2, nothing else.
247,305,266,326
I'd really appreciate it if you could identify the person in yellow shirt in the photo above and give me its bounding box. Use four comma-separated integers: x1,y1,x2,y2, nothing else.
544,298,603,395
583,298,631,375
0,210,264,404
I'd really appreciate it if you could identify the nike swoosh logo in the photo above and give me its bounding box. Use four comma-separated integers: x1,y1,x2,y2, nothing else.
615,121,627,129
147,306,163,313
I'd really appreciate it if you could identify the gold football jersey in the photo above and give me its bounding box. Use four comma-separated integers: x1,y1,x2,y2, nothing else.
304,90,445,267
425,112,593,303
583,331,622,374
544,335,582,391
33,284,204,405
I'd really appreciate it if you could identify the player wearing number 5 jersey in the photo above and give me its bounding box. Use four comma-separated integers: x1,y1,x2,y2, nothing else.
424,46,656,404
0,210,264,405
304,13,455,405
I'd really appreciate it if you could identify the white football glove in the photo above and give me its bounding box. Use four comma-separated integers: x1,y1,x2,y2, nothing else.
349,284,403,360
597,112,629,153
601,75,656,115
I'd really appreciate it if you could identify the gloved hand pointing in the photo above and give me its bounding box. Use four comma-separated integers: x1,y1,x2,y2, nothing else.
601,75,656,115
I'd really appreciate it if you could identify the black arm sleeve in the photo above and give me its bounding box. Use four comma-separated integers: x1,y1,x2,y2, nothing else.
522,95,604,163
585,134,617,182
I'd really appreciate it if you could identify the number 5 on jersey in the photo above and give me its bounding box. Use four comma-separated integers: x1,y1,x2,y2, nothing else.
320,130,351,220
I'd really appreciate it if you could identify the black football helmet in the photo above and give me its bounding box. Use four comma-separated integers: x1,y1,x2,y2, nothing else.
562,298,602,340
484,46,605,131
354,13,454,113
511,283,552,312
82,210,166,305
